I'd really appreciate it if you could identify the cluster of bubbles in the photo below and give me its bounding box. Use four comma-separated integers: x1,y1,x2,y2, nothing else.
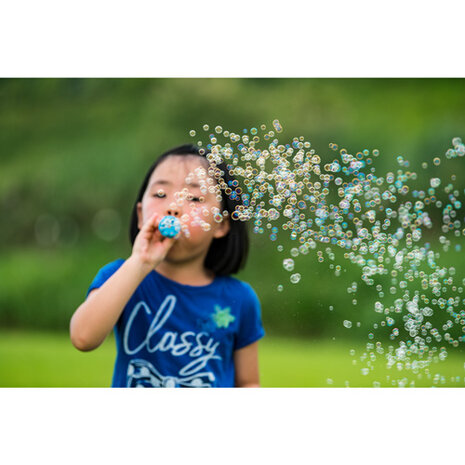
158,165,228,237
185,122,465,387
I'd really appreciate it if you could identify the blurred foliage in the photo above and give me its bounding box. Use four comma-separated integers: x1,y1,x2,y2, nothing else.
1,78,465,338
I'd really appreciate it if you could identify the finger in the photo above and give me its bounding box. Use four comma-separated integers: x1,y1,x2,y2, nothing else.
141,212,159,233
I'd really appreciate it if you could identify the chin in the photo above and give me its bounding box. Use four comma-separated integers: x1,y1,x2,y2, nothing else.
164,246,204,265
164,245,190,263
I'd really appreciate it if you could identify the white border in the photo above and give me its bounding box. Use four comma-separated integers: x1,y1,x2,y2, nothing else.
1,1,465,77
1,388,464,464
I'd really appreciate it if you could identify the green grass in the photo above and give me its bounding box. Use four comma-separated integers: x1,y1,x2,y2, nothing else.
1,330,464,387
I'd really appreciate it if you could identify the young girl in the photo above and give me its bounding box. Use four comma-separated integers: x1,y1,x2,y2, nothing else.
70,144,265,387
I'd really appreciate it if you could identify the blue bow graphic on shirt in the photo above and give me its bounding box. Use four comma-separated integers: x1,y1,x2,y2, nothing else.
126,359,216,388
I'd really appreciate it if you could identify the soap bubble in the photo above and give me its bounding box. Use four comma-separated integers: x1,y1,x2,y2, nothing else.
272,119,283,133
290,248,299,257
343,320,352,329
283,258,295,272
430,178,441,188
290,273,301,284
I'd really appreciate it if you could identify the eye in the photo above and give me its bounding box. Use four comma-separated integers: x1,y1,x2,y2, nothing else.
153,190,166,198
191,196,205,203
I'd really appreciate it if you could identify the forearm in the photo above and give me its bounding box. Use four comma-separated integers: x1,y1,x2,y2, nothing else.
236,382,261,388
234,342,260,387
70,256,151,351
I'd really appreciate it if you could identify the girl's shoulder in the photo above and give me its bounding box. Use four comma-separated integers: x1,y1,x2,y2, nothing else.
91,258,126,284
87,259,126,297
97,258,126,276
217,275,259,302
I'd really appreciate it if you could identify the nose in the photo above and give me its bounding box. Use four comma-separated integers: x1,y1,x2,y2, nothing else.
166,202,180,217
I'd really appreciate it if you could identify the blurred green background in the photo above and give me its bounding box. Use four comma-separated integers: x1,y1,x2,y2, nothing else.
1,78,465,387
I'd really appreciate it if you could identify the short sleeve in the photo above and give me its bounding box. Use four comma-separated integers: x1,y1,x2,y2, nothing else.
86,259,125,298
234,282,265,350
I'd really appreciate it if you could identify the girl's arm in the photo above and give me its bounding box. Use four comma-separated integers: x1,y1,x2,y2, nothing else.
234,341,260,387
70,212,174,351
70,256,151,351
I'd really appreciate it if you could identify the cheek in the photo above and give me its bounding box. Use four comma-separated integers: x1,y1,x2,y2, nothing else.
144,198,162,213
139,199,162,225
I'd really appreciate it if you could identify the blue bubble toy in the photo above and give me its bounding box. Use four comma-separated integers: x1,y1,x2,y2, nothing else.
158,215,181,238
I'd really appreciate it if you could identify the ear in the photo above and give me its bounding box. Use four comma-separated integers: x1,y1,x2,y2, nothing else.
136,202,143,229
213,215,230,239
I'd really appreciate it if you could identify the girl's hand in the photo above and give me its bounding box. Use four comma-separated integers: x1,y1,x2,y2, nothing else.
131,212,176,272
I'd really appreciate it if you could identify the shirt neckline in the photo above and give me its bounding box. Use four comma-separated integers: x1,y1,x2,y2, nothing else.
150,268,221,291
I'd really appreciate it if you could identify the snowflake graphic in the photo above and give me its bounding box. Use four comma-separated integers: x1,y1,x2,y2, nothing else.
212,305,235,329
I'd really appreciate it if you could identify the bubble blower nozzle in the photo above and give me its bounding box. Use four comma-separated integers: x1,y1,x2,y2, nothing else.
158,215,182,238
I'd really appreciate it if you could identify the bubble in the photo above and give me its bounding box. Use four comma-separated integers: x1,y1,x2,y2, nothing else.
202,124,209,131
290,273,301,284
272,119,283,133
277,284,283,292
433,157,441,166
213,213,223,223
343,320,352,329
268,208,280,220
283,258,295,272
422,307,433,316
215,125,223,134
430,178,441,188
189,130,196,137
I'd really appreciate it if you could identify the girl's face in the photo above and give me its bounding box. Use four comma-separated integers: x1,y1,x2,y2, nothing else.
137,155,230,265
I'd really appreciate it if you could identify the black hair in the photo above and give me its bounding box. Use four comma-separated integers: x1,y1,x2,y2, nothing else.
129,144,249,275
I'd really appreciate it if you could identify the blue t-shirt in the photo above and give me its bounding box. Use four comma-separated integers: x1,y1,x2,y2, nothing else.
87,259,265,388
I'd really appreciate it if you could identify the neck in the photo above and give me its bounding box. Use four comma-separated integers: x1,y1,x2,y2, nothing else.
155,257,215,286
